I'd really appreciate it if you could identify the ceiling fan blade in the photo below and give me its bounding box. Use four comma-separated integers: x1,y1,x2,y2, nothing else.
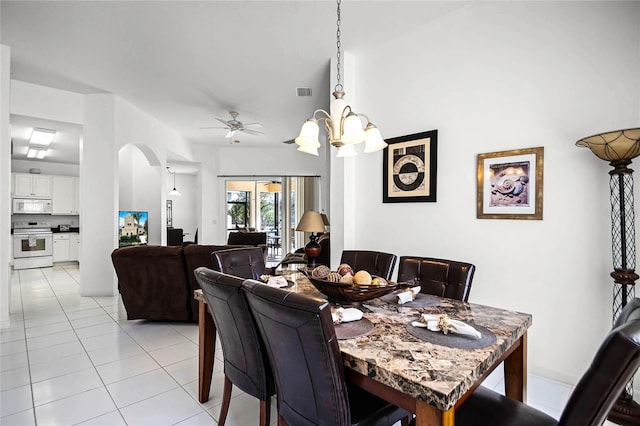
240,128,264,136
241,122,262,127
214,117,231,126
200,126,229,130
282,139,296,144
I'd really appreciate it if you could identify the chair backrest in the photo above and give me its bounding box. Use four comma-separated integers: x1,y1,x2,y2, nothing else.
213,247,266,280
227,231,267,246
340,250,397,281
242,279,351,425
194,268,274,401
397,256,475,302
559,298,640,426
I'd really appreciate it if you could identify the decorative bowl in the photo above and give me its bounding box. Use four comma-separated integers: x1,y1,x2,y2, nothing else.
300,269,406,304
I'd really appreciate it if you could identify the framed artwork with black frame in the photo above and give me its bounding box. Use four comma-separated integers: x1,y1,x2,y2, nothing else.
476,146,544,220
383,130,438,203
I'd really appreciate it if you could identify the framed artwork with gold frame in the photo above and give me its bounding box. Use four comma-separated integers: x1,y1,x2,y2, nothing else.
382,130,438,203
477,147,544,220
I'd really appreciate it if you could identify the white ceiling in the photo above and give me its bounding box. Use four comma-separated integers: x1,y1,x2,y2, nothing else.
1,1,469,169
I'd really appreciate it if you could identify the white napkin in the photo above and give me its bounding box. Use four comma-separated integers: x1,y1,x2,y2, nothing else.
266,276,289,288
332,307,363,324
397,286,422,304
411,314,481,339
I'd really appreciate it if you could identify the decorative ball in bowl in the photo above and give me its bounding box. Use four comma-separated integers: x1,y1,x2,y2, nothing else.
300,265,405,304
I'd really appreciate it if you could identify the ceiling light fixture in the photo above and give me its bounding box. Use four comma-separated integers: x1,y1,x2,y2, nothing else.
295,0,387,157
29,128,56,147
26,147,47,159
167,167,181,197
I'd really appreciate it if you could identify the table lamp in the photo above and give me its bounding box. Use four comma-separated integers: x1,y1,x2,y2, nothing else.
576,127,640,425
296,211,326,267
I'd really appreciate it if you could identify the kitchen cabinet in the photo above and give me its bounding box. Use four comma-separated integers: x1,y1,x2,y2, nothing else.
52,176,79,214
54,233,80,263
13,173,51,198
53,234,70,262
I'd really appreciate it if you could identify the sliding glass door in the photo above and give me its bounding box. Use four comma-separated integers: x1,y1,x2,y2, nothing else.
225,176,319,260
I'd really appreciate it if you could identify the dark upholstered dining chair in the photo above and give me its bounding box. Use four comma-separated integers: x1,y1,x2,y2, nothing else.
340,250,397,281
194,268,275,426
242,279,411,426
213,247,267,280
454,298,640,426
397,256,476,302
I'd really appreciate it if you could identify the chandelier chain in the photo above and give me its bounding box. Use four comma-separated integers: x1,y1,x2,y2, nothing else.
335,0,342,91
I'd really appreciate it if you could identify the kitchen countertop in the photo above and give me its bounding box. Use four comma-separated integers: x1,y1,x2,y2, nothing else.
51,227,80,233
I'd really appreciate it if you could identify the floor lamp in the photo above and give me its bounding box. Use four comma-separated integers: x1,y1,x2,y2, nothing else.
576,128,640,425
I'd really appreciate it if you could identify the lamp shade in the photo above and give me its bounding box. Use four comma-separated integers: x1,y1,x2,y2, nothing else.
363,125,387,153
336,143,357,158
342,113,366,145
295,120,321,147
296,211,326,233
297,144,320,156
576,128,640,162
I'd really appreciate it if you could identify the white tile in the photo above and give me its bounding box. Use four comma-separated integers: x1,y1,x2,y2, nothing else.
32,367,103,406
135,330,192,352
1,351,29,372
164,356,199,385
24,313,68,329
70,314,115,330
174,410,216,425
65,307,108,321
34,387,117,426
30,352,93,383
86,339,144,366
149,340,198,366
106,368,179,408
0,408,36,425
25,321,72,339
0,366,31,391
119,387,204,426
26,330,78,351
527,374,572,413
1,339,27,356
183,370,228,411
73,322,121,339
209,391,277,426
1,329,25,343
96,353,160,384
81,330,134,352
75,410,127,426
0,384,33,417
28,340,85,364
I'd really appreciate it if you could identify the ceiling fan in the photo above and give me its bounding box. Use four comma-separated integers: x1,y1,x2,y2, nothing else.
201,111,264,138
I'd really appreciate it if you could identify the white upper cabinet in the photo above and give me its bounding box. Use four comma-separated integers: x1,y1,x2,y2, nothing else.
13,173,51,198
52,176,79,215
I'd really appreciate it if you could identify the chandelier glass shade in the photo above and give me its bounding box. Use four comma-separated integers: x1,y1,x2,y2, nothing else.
295,0,387,157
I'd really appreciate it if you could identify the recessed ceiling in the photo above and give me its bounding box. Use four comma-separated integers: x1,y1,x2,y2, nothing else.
10,115,81,165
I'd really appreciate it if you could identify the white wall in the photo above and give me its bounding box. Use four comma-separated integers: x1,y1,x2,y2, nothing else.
347,1,639,386
167,172,198,241
1,45,11,327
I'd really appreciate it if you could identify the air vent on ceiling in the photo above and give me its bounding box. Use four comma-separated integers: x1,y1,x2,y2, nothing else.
296,87,312,97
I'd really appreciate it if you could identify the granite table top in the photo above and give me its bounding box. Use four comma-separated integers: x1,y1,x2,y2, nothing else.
278,269,532,411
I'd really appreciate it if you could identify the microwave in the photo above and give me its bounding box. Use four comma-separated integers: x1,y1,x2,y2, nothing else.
13,198,52,214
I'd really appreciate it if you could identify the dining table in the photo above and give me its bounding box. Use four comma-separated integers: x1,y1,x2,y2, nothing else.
194,268,532,426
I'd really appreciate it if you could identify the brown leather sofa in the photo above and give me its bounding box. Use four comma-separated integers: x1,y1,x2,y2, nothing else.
111,244,249,321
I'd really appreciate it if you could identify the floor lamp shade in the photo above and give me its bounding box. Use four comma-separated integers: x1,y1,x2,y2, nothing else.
576,127,640,425
296,211,326,267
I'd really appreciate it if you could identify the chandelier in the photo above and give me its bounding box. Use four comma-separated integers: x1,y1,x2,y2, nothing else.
294,0,387,157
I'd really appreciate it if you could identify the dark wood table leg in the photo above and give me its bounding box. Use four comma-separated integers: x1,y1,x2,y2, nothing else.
198,298,216,403
504,331,527,403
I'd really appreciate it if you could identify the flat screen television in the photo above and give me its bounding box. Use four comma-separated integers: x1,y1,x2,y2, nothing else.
118,211,148,247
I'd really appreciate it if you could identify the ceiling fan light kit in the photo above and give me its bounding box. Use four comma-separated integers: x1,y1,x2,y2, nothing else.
295,0,387,157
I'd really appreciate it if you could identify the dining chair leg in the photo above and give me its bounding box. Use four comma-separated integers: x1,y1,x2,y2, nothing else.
259,398,271,426
401,415,412,426
277,415,287,426
218,375,233,426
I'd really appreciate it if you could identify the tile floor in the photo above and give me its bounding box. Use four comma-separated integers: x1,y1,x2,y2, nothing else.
0,264,619,425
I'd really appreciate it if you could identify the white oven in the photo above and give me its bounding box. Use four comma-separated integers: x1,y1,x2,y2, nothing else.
12,221,53,269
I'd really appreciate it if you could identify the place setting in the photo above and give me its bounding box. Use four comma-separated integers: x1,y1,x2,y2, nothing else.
405,312,497,349
331,306,374,340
